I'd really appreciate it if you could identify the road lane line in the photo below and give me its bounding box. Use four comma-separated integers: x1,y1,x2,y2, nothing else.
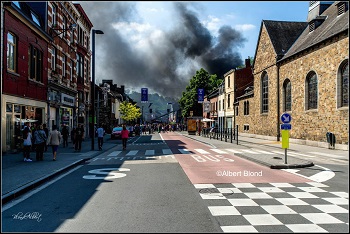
241,149,260,154
252,149,275,154
211,149,228,154
225,149,241,154
308,152,345,158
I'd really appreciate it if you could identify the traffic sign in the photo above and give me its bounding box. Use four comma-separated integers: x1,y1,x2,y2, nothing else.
198,88,204,103
280,123,291,130
280,113,291,123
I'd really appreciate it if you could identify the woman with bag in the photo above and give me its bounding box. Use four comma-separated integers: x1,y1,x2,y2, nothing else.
47,125,62,161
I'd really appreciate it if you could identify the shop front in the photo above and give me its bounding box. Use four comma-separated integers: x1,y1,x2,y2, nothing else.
59,93,75,139
2,94,46,153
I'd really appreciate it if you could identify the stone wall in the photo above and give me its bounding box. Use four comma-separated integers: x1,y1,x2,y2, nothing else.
279,32,349,144
235,25,348,146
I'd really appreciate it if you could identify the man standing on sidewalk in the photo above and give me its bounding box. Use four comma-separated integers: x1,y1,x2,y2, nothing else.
96,124,105,150
75,124,84,152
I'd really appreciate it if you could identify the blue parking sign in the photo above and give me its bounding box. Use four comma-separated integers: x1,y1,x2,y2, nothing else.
198,88,204,103
141,88,148,102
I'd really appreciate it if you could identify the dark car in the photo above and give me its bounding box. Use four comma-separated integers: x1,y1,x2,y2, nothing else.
111,127,123,139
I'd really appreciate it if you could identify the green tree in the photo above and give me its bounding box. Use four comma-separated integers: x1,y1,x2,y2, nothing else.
119,101,141,123
179,68,222,117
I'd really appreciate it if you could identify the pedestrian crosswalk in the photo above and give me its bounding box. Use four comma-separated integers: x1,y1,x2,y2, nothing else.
101,148,338,159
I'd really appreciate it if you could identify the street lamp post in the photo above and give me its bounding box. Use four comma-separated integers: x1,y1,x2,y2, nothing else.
91,29,104,150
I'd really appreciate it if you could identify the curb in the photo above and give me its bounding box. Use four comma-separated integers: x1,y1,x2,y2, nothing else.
235,153,314,169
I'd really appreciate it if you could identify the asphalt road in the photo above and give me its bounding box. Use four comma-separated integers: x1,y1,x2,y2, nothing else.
2,132,348,232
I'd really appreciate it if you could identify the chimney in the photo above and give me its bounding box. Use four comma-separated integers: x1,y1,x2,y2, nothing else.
121,85,125,94
245,58,251,68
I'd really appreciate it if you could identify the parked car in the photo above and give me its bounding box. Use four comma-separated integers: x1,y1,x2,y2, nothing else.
111,127,123,139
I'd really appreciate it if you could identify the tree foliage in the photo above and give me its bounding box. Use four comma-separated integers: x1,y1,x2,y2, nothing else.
179,68,222,117
119,101,141,122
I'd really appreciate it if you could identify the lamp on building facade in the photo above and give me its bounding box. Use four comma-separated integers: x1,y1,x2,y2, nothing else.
50,23,77,38
91,29,104,150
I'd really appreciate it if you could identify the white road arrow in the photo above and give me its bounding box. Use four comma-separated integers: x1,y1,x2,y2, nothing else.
282,115,290,123
283,165,335,182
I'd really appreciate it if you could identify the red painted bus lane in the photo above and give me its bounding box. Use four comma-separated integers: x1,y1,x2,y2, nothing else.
161,132,311,184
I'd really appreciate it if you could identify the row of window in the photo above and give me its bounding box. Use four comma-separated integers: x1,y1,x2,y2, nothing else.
280,61,348,112
208,60,348,117
7,31,89,84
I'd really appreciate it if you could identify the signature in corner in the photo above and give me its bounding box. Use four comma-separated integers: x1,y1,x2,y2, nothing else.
12,212,42,222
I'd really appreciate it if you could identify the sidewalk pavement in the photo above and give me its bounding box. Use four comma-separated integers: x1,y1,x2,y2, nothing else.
1,135,117,205
2,132,348,205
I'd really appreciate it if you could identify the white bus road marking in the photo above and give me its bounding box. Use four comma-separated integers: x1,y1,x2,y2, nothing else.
83,168,130,180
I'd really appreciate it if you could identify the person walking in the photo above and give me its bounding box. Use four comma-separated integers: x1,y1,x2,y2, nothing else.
121,125,129,150
96,124,105,150
33,124,47,161
75,124,84,152
22,127,33,162
61,125,69,147
71,127,76,148
47,125,62,161
43,123,49,152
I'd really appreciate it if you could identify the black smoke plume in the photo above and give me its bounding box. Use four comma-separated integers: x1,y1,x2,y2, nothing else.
79,2,246,99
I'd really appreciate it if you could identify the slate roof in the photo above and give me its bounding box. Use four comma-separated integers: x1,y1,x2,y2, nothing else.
263,20,309,56
281,1,349,61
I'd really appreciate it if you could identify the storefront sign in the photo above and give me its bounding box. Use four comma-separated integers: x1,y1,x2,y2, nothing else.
61,93,75,107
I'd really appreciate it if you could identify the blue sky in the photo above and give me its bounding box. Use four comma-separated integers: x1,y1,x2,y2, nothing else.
79,1,310,98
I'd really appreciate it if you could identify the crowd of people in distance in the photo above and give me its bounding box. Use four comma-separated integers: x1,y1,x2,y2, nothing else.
19,121,187,162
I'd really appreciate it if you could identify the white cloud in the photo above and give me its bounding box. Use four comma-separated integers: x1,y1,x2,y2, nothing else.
235,24,256,31
202,15,221,34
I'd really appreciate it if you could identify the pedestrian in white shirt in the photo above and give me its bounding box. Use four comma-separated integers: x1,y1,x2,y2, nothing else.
97,124,105,150
22,128,33,162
